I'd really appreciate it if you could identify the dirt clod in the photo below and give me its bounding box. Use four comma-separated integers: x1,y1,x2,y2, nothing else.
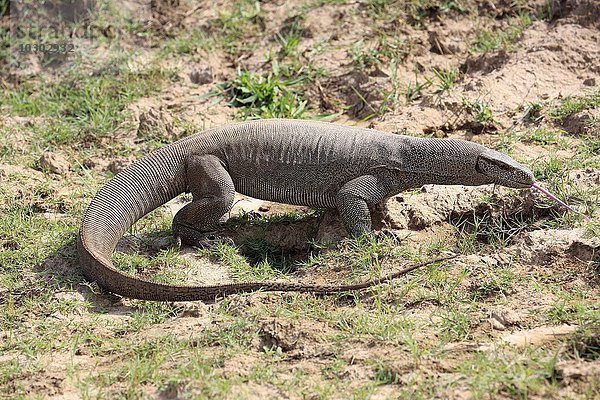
562,109,600,136
257,318,331,357
555,361,600,382
39,152,70,175
137,108,177,142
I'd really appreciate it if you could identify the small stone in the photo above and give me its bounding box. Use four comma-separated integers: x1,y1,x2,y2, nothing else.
107,157,134,174
75,347,89,356
39,152,70,175
258,205,271,212
189,67,213,85
491,308,521,327
0,236,19,250
582,77,595,86
489,314,507,330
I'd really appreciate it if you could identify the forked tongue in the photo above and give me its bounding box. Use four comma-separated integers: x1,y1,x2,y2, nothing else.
531,183,590,220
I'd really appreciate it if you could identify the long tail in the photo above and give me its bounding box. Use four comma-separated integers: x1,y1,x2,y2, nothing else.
78,131,453,301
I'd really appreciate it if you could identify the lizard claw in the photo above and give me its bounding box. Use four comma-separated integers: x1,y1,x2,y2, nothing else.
192,232,235,250
375,229,406,245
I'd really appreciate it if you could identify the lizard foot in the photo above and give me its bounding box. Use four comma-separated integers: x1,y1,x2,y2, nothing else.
174,222,235,249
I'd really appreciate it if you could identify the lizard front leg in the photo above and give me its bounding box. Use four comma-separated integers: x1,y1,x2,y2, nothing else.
336,174,392,237
172,154,235,247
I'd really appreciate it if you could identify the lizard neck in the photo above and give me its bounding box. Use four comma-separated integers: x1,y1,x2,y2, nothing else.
390,136,491,188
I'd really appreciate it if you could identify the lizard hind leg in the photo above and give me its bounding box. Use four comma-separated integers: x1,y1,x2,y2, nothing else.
173,154,235,248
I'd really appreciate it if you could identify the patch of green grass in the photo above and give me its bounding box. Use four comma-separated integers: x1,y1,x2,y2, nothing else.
372,361,401,384
206,19,330,121
411,0,471,22
364,0,471,26
206,54,328,120
0,206,78,291
0,0,7,17
125,302,181,332
210,0,264,55
438,307,472,341
531,154,598,226
349,34,408,70
160,28,216,56
301,0,349,13
277,27,302,59
525,127,561,145
578,131,600,162
532,154,569,183
349,40,383,70
453,211,535,253
470,265,517,300
228,209,322,228
471,13,533,53
363,0,402,20
356,66,404,120
197,242,284,282
568,318,600,361
351,64,404,121
341,234,399,280
0,63,173,146
456,348,560,399
548,90,600,123
112,248,189,285
335,306,417,344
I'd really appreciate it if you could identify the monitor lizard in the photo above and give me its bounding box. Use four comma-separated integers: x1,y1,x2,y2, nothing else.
78,119,534,301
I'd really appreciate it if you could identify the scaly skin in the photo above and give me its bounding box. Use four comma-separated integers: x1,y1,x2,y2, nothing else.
78,119,534,301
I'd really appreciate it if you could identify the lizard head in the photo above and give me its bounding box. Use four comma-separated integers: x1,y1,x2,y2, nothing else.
475,149,534,188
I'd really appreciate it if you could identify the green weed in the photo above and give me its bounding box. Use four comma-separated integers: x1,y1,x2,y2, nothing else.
520,101,544,123
457,349,560,399
471,13,533,53
209,68,308,119
463,98,495,128
0,0,7,17
548,90,600,123
438,307,472,341
406,75,433,102
197,242,283,282
372,361,401,384
205,22,328,120
365,0,471,25
160,28,216,56
277,29,302,59
432,67,459,94
112,248,188,285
